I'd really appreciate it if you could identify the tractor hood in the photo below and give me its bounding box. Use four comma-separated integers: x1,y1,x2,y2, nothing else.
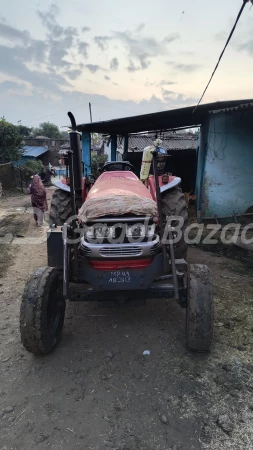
86,171,153,201
78,171,158,222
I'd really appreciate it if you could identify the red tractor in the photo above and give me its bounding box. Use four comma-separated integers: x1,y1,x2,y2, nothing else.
20,112,213,354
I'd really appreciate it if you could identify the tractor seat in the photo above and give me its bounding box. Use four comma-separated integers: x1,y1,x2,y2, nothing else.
100,161,134,172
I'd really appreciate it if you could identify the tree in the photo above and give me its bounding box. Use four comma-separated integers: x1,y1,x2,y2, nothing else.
23,159,44,176
17,125,32,137
32,122,62,139
0,118,24,163
60,130,70,140
91,153,108,177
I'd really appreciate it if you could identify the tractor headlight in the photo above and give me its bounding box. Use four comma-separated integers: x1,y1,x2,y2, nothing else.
85,226,95,239
146,224,156,237
84,225,116,239
94,226,115,239
126,223,156,238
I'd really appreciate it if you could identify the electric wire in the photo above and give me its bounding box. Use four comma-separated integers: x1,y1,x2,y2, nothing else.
192,0,250,113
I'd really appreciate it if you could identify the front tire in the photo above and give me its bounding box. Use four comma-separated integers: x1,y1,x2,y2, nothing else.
49,189,72,226
161,186,188,259
186,264,213,352
20,267,66,354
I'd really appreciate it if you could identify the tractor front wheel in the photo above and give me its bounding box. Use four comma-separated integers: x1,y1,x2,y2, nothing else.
161,186,188,259
49,188,72,226
20,267,66,354
186,264,213,352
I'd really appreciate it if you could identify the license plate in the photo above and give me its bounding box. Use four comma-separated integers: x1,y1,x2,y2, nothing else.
107,270,131,285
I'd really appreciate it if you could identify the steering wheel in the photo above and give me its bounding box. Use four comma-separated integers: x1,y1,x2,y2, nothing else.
101,161,134,172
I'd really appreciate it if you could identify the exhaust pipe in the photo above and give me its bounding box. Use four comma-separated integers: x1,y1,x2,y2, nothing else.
68,112,83,210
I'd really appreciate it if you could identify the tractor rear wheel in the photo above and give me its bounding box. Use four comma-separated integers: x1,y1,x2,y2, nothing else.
20,267,66,354
161,186,188,259
49,189,72,226
186,264,213,352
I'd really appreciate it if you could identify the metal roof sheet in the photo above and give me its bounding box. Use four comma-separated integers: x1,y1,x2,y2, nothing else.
127,134,198,152
22,145,49,157
76,99,253,135
211,102,253,114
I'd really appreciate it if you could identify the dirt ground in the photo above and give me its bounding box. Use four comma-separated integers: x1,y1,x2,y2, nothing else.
0,190,253,450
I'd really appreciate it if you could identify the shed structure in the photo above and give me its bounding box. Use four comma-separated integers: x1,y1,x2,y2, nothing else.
76,99,253,221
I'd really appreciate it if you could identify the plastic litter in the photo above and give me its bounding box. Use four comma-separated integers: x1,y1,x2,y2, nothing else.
143,350,150,356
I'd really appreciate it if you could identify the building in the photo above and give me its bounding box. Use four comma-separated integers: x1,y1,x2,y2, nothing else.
19,145,49,166
196,102,253,221
123,133,198,192
24,137,69,166
75,98,253,222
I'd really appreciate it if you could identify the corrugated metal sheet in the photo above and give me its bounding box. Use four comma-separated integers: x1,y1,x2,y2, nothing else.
76,99,253,134
211,102,253,115
22,145,49,157
126,134,198,152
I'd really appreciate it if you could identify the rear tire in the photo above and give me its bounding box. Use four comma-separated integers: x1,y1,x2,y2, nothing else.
20,267,66,354
49,189,72,226
186,264,213,352
161,186,188,259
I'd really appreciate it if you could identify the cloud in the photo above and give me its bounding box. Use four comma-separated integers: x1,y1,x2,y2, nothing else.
37,4,79,41
238,39,253,56
145,80,177,87
127,57,151,72
136,23,145,32
113,30,179,71
214,31,228,41
162,88,198,106
48,38,73,67
82,26,90,32
37,4,79,68
64,69,82,80
78,41,89,58
37,4,63,38
85,64,101,73
0,22,30,43
104,75,110,80
127,61,140,72
0,88,169,127
94,29,179,71
0,44,70,92
168,62,201,72
180,51,195,56
0,80,28,94
94,36,111,51
110,57,119,71
162,89,175,97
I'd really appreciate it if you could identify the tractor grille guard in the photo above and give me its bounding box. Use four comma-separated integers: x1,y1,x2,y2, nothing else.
79,235,161,259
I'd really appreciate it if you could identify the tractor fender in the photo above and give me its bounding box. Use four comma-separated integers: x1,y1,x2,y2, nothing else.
53,180,71,193
160,177,181,194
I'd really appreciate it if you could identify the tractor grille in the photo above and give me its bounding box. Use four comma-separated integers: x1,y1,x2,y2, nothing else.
150,241,161,254
99,246,142,257
80,243,92,256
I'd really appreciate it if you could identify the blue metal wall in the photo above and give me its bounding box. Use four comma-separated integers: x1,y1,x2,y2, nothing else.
82,132,91,175
196,109,253,219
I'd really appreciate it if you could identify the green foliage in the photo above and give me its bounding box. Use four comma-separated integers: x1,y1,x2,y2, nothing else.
0,117,24,163
92,133,102,145
17,125,32,137
32,122,62,139
91,152,108,177
60,130,70,139
23,159,44,176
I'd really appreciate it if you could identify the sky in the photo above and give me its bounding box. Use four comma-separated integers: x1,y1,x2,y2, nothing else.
0,0,253,128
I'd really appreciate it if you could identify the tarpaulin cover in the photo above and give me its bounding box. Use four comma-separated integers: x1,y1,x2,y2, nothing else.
78,194,158,223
